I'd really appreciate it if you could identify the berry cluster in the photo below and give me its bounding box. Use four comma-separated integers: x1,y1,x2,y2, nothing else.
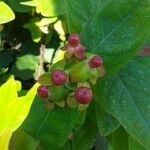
37,33,106,111
61,33,86,60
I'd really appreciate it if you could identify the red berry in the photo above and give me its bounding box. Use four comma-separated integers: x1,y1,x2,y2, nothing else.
37,85,48,98
68,33,80,46
51,70,68,86
89,55,103,68
74,86,93,104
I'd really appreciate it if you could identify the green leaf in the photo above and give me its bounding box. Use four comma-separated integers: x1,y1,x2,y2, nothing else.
3,0,32,12
93,56,150,150
24,17,57,42
0,132,12,150
36,0,65,17
61,142,72,150
21,0,64,17
20,96,78,149
65,0,150,75
9,130,39,150
108,128,147,150
145,34,150,46
39,141,72,150
0,1,15,24
20,0,37,7
24,18,42,42
49,59,66,72
87,101,120,136
95,102,120,136
72,119,97,150
129,136,146,150
108,127,128,150
11,54,38,80
0,68,8,75
95,135,108,150
39,17,57,26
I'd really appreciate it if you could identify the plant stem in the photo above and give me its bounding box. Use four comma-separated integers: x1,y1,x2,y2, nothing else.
35,44,45,80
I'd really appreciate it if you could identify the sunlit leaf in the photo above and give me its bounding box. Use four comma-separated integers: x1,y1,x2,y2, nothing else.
11,54,39,80
0,1,15,24
0,77,39,149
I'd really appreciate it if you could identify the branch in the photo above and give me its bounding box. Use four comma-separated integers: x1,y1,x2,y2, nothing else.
35,44,45,80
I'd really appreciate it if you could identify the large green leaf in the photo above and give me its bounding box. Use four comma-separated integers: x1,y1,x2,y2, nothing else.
129,136,146,150
0,1,15,24
37,141,71,150
20,96,78,149
145,34,150,46
107,127,128,150
88,101,120,136
9,130,39,150
95,102,120,136
93,56,150,150
65,0,150,75
72,119,97,150
10,131,72,150
108,127,147,150
0,77,38,149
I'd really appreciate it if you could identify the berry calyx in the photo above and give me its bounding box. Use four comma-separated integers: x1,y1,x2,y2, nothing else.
74,44,86,60
37,85,48,98
74,86,93,104
68,33,80,46
51,70,68,86
89,55,103,68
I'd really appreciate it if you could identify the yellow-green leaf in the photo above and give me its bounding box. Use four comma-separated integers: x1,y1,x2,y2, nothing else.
0,1,15,24
0,77,39,149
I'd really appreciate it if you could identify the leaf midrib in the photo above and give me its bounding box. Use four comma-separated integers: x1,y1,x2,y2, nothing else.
36,111,50,138
118,74,149,149
118,74,149,132
93,2,142,50
35,109,71,138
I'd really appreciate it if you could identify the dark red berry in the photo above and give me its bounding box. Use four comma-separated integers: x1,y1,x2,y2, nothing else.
51,70,68,86
37,85,48,98
89,55,103,68
68,33,80,46
74,86,93,104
